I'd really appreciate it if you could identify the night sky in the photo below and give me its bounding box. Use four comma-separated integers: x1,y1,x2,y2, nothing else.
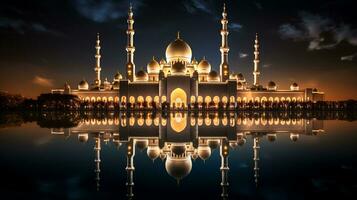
0,0,356,100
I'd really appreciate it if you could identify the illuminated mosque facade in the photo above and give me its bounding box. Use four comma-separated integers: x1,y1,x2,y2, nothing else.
52,4,324,109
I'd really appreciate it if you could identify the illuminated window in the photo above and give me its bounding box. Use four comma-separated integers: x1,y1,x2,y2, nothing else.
145,96,152,103
213,96,220,104
197,96,203,103
161,96,167,102
108,97,114,102
129,96,135,104
205,96,212,104
114,96,119,103
190,96,196,104
96,97,101,102
137,96,144,103
230,96,235,102
222,96,228,104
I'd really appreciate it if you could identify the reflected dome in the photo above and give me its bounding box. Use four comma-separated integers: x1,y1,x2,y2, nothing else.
78,133,88,142
147,146,160,160
165,155,192,181
208,140,220,149
198,145,211,160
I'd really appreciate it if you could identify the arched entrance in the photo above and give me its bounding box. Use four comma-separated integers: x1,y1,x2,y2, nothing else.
170,88,187,109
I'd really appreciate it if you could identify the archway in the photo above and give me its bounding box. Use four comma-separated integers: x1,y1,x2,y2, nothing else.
170,88,187,109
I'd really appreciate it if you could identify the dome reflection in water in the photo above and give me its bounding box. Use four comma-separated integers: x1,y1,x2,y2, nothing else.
44,111,329,198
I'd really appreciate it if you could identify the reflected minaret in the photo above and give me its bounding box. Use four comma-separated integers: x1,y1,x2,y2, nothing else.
253,136,260,186
94,133,101,191
220,139,229,199
94,33,102,87
126,4,135,82
219,3,230,82
253,33,260,86
126,139,135,199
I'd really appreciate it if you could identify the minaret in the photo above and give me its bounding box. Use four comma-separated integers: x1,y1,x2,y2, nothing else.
126,4,135,82
220,3,230,82
220,139,229,199
94,134,101,191
94,33,102,88
253,136,260,186
126,139,135,199
253,33,260,86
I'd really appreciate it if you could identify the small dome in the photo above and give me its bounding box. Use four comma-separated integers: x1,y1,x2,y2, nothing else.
191,152,198,160
229,142,238,149
237,138,246,146
191,57,198,65
114,72,122,80
135,70,149,81
78,80,89,90
171,61,186,75
207,70,220,82
267,134,277,142
147,146,160,160
147,57,160,74
313,88,318,92
78,133,88,143
229,73,238,80
198,145,211,160
267,81,277,91
136,140,148,150
112,81,119,90
290,82,299,91
165,156,192,181
197,58,211,74
290,133,299,142
208,140,220,149
237,73,245,81
237,82,243,90
165,33,192,63
160,58,166,65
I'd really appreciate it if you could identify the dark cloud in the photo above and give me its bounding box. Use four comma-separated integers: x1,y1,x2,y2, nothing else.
279,12,357,51
32,76,54,87
72,0,144,23
239,52,248,58
0,17,62,36
183,0,213,14
254,1,263,10
341,53,357,61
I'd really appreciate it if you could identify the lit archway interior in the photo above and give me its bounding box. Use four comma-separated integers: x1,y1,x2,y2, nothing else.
170,113,187,133
170,88,187,108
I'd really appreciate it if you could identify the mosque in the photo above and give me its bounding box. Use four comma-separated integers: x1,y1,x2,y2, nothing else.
51,4,324,109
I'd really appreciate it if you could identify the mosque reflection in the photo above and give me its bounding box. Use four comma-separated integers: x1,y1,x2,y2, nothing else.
50,112,324,198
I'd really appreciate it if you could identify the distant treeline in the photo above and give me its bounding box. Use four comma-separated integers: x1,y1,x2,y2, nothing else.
1,92,357,113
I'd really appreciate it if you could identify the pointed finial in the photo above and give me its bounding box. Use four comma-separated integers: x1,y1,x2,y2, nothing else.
129,2,133,12
96,32,100,40
203,56,206,60
255,33,259,42
152,56,155,60
177,31,180,39
223,3,226,12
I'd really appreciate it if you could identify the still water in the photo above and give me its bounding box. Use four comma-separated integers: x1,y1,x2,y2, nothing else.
0,112,356,199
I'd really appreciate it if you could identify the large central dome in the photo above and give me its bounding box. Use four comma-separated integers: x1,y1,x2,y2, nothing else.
165,33,192,63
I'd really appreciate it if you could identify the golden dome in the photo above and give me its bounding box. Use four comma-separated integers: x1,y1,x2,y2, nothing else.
78,79,89,90
207,70,220,82
268,81,277,91
135,70,149,81
171,61,186,75
171,144,186,157
165,155,192,181
147,57,160,74
114,72,122,80
198,145,211,160
197,58,211,74
290,82,299,91
147,146,160,160
165,33,192,63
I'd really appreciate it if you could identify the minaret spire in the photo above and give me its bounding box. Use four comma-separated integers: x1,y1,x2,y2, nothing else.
253,33,260,86
126,4,135,82
220,3,230,82
220,139,229,199
253,136,260,187
94,33,102,88
94,134,101,191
